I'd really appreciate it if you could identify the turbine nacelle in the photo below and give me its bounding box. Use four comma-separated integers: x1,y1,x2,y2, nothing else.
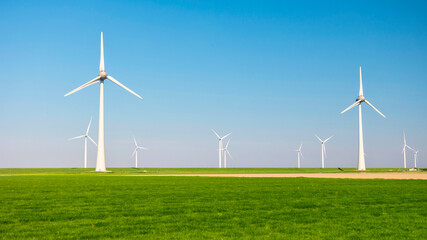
356,95,365,102
99,71,108,80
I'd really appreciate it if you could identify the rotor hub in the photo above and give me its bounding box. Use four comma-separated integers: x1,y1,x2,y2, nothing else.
99,71,107,80
356,95,365,102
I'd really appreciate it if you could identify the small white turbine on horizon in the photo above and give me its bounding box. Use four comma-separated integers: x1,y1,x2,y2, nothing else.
65,32,142,172
408,147,419,169
315,135,333,168
223,140,233,168
295,143,304,168
69,117,97,168
212,129,232,168
340,67,386,171
402,132,411,168
131,137,148,168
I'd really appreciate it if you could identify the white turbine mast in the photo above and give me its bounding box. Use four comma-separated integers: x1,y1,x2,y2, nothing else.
212,129,232,168
223,140,233,168
69,117,97,168
315,135,333,168
295,143,304,168
340,66,386,171
65,32,142,172
131,136,148,168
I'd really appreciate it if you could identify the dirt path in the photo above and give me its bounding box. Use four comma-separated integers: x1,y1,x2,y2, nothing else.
125,173,427,180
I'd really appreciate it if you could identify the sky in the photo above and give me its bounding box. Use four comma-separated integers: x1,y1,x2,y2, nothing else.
0,0,426,169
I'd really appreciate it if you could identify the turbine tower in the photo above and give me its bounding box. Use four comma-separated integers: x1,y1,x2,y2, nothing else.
131,136,148,168
295,143,303,168
69,117,97,168
65,32,142,172
212,129,232,168
223,140,233,168
315,135,333,168
402,133,410,168
340,67,386,171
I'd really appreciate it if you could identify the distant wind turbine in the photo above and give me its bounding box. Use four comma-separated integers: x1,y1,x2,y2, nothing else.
223,140,233,168
212,129,232,168
295,143,303,168
65,32,142,172
340,67,386,171
315,135,333,168
402,132,411,168
131,137,148,168
69,117,97,168
410,148,419,169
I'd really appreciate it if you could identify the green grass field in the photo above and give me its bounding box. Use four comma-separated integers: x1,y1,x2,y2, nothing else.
0,169,426,239
0,167,423,176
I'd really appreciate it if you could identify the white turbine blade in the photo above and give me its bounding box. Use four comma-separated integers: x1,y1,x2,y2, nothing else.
211,129,221,139
324,136,333,143
222,132,232,140
131,148,137,158
100,32,105,72
133,136,138,147
403,132,406,145
407,146,415,152
300,151,304,160
364,100,386,118
340,100,361,114
226,150,233,159
359,66,363,96
64,76,101,97
225,140,230,149
323,144,327,158
139,147,149,150
86,117,92,135
299,143,302,151
315,135,323,142
88,135,97,146
69,135,85,140
106,76,142,99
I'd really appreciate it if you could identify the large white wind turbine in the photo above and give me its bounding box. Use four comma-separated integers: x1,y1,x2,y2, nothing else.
131,137,148,168
212,129,232,168
69,117,97,168
65,32,142,172
340,67,386,171
315,135,333,168
295,143,303,168
223,140,233,168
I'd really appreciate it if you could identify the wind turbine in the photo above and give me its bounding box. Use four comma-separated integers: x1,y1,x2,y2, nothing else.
65,32,142,172
212,129,232,168
340,67,386,171
69,117,97,168
295,143,303,168
223,140,233,168
131,136,148,168
402,132,411,168
411,149,419,169
315,135,333,168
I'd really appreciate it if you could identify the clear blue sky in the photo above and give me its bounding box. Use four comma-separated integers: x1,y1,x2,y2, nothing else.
0,0,426,168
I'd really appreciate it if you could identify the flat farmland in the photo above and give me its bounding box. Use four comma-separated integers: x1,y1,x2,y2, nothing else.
1,172,426,239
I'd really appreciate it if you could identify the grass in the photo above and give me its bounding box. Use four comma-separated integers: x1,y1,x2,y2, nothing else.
0,172,426,239
0,167,422,176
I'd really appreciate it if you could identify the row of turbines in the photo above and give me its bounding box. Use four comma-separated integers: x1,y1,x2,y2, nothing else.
65,32,421,171
69,118,149,168
293,133,419,169
69,120,420,169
